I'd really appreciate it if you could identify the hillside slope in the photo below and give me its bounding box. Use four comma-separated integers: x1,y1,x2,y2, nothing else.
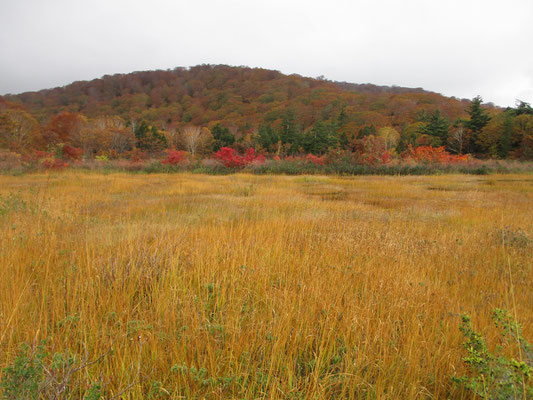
4,64,470,133
4,64,530,160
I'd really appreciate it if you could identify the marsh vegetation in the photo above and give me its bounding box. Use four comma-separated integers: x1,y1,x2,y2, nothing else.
0,173,531,398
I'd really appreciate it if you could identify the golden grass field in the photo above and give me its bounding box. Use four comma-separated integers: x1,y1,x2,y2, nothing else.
0,172,532,399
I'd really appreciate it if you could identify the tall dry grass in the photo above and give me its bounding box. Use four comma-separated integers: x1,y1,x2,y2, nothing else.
0,172,531,399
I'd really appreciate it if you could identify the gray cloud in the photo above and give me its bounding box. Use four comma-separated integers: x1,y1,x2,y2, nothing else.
1,0,532,107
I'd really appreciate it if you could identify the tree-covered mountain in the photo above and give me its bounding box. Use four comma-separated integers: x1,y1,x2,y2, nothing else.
1,64,531,159
3,64,468,131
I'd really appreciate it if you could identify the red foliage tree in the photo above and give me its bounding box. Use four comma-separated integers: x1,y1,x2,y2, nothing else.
44,112,86,145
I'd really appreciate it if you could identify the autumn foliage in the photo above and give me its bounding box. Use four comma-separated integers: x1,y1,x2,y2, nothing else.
162,150,189,165
62,144,83,160
402,145,470,165
1,65,532,170
214,147,265,168
305,154,326,165
353,135,393,165
21,150,69,169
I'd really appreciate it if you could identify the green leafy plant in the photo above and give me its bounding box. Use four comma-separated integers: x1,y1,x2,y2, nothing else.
83,383,103,400
0,193,28,216
0,341,88,400
453,309,533,399
0,343,46,399
1,339,140,400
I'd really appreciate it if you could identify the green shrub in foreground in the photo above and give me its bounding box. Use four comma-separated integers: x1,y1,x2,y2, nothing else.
453,309,533,399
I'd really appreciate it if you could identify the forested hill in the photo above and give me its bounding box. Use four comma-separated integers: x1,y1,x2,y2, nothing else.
3,64,532,159
4,64,470,133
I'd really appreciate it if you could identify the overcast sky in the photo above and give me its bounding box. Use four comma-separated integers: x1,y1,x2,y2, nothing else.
1,0,532,107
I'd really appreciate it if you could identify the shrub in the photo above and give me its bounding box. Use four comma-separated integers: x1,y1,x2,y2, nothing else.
94,155,109,162
250,159,322,175
142,161,176,173
62,145,83,161
42,158,69,170
200,158,224,168
402,145,470,165
20,150,68,170
124,148,147,162
0,150,22,171
1,343,46,399
243,148,265,164
162,150,189,165
0,340,140,399
0,342,104,400
305,154,326,165
22,150,51,164
453,310,533,399
214,147,265,168
214,147,243,168
112,159,146,172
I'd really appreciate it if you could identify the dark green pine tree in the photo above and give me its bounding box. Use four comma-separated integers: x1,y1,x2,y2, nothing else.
418,110,450,146
255,124,278,151
339,131,349,148
148,125,167,151
337,106,348,128
359,125,376,138
302,121,332,154
211,123,235,151
512,100,533,116
134,121,149,149
134,121,167,151
464,96,491,153
279,109,301,153
335,106,349,148
327,121,341,149
497,114,513,158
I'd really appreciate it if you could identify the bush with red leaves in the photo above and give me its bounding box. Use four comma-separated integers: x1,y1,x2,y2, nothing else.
401,145,469,165
214,147,265,168
22,150,52,163
62,145,83,160
162,150,189,165
243,148,265,164
214,147,242,167
42,158,69,169
305,154,326,165
22,150,69,169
